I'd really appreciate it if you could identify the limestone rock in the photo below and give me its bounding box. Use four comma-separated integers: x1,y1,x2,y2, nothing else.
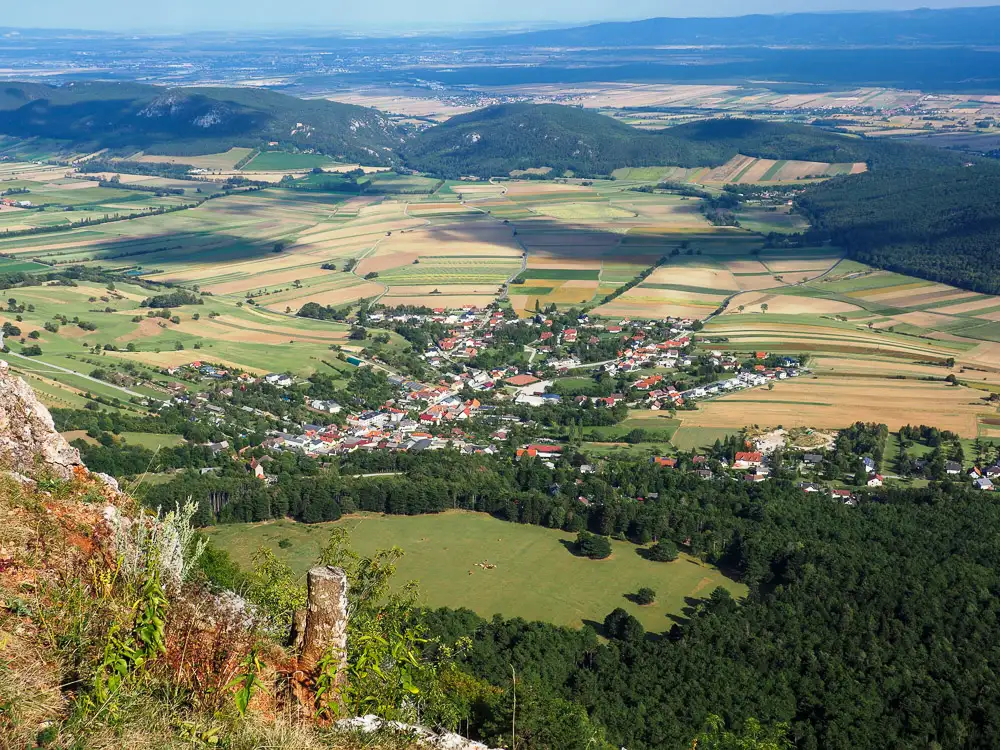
0,360,82,478
335,715,498,750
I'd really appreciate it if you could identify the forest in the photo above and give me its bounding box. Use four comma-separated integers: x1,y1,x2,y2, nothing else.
415,478,1000,750
797,157,1000,294
184,445,1000,750
0,81,400,161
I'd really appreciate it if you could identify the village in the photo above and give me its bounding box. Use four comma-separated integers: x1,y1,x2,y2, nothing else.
150,304,822,466
105,303,986,500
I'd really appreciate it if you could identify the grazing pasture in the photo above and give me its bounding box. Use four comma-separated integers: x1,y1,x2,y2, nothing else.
207,512,746,633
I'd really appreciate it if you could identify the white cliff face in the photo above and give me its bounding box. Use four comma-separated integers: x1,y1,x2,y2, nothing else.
0,360,82,478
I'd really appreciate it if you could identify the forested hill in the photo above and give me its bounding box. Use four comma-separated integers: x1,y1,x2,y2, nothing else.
798,159,1000,295
0,81,403,162
402,104,877,178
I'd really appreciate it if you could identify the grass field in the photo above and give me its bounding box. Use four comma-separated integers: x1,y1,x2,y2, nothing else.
208,512,746,633
118,432,186,449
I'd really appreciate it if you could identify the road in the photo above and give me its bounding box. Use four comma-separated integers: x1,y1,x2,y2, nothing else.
2,350,149,400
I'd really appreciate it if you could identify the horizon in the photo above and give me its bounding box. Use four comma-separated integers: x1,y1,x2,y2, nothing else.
1,0,999,34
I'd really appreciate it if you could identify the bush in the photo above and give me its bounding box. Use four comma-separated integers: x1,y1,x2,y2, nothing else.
576,530,612,560
634,587,656,605
647,539,679,562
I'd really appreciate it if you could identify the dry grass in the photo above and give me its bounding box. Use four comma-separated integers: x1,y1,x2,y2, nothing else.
645,265,739,291
724,292,860,315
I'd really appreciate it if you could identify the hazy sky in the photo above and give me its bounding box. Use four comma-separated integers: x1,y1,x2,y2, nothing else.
3,0,998,32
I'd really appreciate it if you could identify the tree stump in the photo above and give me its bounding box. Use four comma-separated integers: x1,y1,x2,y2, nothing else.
299,565,349,675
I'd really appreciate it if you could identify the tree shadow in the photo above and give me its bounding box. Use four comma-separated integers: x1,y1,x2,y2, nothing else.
559,538,583,557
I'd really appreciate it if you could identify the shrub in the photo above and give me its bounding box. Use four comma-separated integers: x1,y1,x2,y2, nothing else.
635,587,656,605
648,539,679,562
575,530,612,559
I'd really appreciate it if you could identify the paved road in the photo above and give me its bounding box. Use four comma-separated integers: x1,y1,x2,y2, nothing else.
2,350,148,399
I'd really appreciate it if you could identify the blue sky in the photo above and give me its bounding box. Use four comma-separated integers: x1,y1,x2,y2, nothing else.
3,0,998,32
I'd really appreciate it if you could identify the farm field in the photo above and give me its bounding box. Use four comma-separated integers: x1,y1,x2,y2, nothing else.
3,167,998,392
610,155,865,186
242,151,339,171
207,512,746,633
129,148,255,170
676,376,994,437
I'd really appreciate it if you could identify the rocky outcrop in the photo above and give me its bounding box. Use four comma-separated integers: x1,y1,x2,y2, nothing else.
0,360,82,478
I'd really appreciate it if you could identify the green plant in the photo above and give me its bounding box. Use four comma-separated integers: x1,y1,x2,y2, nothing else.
227,648,266,717
312,528,439,722
176,722,221,746
246,548,306,638
82,570,167,718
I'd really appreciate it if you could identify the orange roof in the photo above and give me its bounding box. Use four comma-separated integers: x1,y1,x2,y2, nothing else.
506,374,541,387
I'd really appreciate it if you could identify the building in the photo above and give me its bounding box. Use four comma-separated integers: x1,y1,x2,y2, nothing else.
734,451,763,469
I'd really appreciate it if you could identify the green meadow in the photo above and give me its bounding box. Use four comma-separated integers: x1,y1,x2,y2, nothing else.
208,512,746,633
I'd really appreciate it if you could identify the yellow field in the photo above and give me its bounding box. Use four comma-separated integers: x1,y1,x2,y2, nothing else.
646,265,740,291
678,376,989,436
262,280,384,311
724,292,861,315
934,297,1000,315
763,256,841,274
383,284,501,296
812,355,1000,385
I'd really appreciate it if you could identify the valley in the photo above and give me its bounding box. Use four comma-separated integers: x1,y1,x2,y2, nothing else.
3,11,1000,747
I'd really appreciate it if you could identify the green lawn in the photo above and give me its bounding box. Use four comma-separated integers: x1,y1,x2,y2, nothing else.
0,258,50,272
208,512,746,633
671,426,741,451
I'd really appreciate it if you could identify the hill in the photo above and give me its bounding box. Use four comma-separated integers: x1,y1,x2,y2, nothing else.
402,104,879,178
0,81,403,162
490,6,1000,47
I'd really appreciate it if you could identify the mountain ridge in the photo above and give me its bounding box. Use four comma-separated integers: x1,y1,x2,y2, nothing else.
486,6,1000,47
0,81,403,162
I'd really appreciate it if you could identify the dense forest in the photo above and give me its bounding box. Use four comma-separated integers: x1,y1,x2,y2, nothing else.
797,158,1000,294
418,480,1000,750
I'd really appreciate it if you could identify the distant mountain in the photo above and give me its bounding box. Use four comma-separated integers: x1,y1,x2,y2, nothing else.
490,6,1000,47
402,104,882,178
0,82,403,162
